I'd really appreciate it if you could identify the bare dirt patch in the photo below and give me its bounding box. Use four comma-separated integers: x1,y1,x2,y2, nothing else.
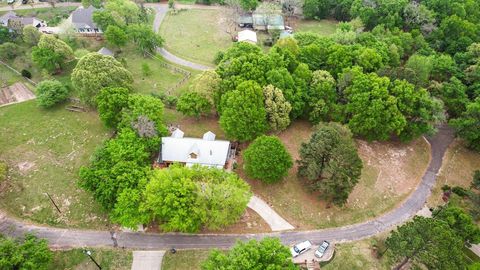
17,161,35,173
0,82,35,106
240,121,430,229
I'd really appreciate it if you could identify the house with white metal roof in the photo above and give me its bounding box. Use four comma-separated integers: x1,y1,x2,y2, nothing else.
158,130,233,169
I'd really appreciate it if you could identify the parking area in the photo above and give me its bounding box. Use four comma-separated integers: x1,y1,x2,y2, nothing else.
292,242,335,269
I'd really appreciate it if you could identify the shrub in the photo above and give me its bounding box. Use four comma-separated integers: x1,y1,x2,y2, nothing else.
243,135,292,183
21,69,32,79
452,186,469,197
213,51,224,65
36,80,70,108
473,170,480,190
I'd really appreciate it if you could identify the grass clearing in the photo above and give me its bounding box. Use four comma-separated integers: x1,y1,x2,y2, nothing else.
238,121,430,229
14,6,78,26
428,139,480,207
322,239,389,270
162,249,213,270
116,47,187,96
50,248,132,270
0,100,111,229
159,9,233,66
293,19,338,36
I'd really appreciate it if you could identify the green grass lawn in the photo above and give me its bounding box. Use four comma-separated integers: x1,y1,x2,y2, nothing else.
116,47,187,96
162,250,213,270
159,9,233,66
294,19,338,36
0,101,111,229
322,240,389,270
0,64,34,87
14,6,78,26
50,248,132,270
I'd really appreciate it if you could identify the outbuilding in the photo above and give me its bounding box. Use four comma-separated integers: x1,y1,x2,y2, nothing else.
238,29,257,44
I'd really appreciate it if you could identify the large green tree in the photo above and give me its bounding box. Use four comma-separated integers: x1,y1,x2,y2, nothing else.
307,70,341,124
22,25,42,46
127,24,164,56
297,122,362,206
105,25,128,49
243,135,293,183
341,67,406,141
433,205,480,246
202,238,298,270
0,234,52,270
386,216,466,270
96,87,130,128
450,98,480,152
219,80,268,141
263,84,291,132
31,35,74,74
71,52,133,105
176,91,212,118
36,80,70,108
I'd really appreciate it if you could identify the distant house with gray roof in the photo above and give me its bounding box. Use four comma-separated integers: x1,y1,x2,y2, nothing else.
71,6,101,34
1,11,46,31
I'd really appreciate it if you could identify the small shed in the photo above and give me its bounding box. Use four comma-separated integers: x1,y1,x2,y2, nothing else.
97,47,114,57
238,30,257,44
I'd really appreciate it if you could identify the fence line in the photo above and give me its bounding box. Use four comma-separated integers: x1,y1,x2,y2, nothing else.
0,60,37,86
146,52,192,95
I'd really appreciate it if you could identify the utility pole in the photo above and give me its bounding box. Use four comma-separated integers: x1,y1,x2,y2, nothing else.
83,250,102,270
45,192,61,213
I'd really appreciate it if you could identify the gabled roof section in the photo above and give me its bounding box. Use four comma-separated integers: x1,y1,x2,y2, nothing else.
161,135,230,167
71,5,98,29
97,47,114,56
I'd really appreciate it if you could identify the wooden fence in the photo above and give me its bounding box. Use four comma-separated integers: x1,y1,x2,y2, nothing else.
0,60,37,86
147,52,192,95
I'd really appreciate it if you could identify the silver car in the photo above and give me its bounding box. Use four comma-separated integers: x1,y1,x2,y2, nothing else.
314,241,330,258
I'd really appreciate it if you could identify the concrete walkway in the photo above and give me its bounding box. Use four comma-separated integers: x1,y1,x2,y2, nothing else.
131,251,165,270
150,4,212,71
247,196,294,231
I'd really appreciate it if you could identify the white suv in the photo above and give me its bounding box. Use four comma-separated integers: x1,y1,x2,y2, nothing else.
290,240,312,257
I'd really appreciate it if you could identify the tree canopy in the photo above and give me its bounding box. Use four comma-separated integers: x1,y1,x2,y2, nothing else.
297,122,362,206
243,135,293,183
202,238,298,270
0,234,52,270
71,52,133,106
36,80,70,108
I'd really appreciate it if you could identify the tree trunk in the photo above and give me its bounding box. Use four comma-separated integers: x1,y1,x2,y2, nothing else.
394,256,410,270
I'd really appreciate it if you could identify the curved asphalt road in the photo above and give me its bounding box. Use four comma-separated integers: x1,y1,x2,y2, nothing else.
0,126,454,249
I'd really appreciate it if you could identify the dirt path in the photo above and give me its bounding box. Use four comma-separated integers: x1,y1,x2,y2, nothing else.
0,126,455,249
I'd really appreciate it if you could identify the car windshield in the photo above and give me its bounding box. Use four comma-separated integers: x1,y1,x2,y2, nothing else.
293,246,300,253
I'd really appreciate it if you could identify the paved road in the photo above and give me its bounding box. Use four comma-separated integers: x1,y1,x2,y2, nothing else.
0,126,455,250
149,4,212,71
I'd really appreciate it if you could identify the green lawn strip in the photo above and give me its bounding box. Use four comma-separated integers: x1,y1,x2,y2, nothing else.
295,19,338,36
162,250,214,270
50,248,132,270
321,240,389,270
159,9,233,66
14,6,78,26
0,64,34,88
0,100,111,229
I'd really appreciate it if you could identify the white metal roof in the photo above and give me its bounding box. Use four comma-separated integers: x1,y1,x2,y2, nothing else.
238,30,257,44
161,136,230,167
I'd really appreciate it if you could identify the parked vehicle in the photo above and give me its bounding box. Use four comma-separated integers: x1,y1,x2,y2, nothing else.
22,0,29,4
314,241,330,258
7,0,16,4
290,240,312,257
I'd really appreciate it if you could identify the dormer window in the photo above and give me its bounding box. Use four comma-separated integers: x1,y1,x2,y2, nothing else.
189,152,198,159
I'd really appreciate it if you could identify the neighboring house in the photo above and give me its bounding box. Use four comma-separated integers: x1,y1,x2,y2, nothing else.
71,5,101,34
97,47,114,56
252,12,285,31
1,11,46,31
0,11,16,27
157,130,234,169
238,29,257,44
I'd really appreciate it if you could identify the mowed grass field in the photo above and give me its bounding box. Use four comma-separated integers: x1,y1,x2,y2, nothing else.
294,19,339,36
239,121,430,229
428,139,480,207
116,47,187,96
159,9,233,66
50,248,132,270
0,101,111,229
